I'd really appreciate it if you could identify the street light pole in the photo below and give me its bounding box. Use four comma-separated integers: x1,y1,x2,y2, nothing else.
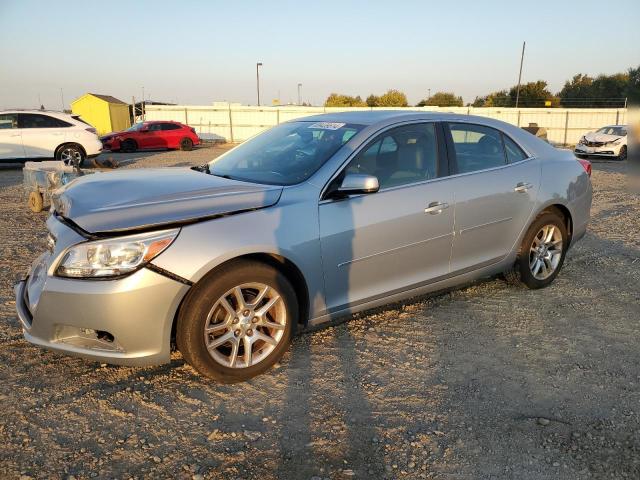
515,41,526,108
256,62,263,106
298,83,302,105
141,86,145,120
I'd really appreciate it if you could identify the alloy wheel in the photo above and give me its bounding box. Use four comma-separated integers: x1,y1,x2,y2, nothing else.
529,224,563,280
60,148,82,165
203,282,286,368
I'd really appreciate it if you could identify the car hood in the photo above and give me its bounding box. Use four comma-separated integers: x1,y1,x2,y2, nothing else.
584,132,624,143
51,168,283,234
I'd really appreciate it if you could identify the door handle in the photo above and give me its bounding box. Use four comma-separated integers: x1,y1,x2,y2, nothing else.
424,202,449,215
514,182,533,193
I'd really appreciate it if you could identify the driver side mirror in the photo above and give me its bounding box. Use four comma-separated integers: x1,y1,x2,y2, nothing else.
337,173,379,195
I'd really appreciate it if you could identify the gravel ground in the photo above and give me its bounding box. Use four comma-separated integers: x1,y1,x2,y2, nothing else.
0,148,638,480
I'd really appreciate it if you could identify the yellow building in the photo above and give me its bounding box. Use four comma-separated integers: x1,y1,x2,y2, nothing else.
71,93,131,135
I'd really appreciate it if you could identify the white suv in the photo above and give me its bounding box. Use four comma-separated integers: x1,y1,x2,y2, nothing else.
0,110,102,164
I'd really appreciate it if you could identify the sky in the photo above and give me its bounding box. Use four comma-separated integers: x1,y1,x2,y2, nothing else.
1,0,639,109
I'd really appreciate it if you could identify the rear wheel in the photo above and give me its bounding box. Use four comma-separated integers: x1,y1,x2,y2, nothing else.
56,144,84,166
120,139,137,153
504,211,568,289
176,260,297,382
618,145,627,161
180,137,193,151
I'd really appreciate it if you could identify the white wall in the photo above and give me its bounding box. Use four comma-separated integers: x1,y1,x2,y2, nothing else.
142,104,628,145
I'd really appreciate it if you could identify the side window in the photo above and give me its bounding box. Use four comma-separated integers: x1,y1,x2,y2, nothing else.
345,123,438,189
503,134,528,163
161,123,181,130
148,123,163,131
448,123,506,174
19,114,71,128
0,114,18,129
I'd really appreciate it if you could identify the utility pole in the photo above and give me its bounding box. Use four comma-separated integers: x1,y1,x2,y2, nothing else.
60,88,65,111
515,41,526,108
141,86,145,120
256,62,263,106
298,83,302,105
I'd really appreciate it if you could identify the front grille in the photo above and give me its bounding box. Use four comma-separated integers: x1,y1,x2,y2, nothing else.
585,141,605,147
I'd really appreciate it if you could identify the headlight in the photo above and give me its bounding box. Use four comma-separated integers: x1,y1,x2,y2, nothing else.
56,229,179,278
579,136,587,144
610,139,621,145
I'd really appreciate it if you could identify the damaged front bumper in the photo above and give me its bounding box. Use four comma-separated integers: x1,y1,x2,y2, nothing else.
15,250,190,367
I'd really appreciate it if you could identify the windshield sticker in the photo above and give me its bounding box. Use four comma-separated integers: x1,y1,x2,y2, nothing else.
309,122,346,130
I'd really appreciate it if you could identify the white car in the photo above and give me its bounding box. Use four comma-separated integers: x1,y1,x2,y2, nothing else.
574,125,627,160
0,110,102,164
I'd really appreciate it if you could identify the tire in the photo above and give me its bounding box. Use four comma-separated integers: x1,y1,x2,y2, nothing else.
120,139,137,153
176,260,298,382
28,191,44,213
504,211,568,289
56,144,85,166
180,137,193,151
618,145,627,161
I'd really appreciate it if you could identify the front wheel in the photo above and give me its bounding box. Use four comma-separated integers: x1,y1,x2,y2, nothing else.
120,139,137,153
176,260,298,382
504,211,568,289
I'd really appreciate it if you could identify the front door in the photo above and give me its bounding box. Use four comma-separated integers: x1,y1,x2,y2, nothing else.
443,122,540,273
0,113,24,159
319,122,454,313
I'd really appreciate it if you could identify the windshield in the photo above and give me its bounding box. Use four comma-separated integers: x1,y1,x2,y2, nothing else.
208,121,364,185
596,126,626,136
126,122,146,132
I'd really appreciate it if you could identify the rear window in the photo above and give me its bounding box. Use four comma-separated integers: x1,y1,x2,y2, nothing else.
503,135,528,163
19,113,72,128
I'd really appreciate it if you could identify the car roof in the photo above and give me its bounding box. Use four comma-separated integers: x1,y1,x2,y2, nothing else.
0,109,78,119
290,110,518,129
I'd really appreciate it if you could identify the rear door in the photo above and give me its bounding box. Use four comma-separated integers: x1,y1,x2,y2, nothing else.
19,113,70,158
443,122,540,273
160,123,183,148
319,122,455,312
0,113,24,159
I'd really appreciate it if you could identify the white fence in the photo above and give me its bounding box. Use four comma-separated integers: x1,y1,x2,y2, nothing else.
142,104,628,146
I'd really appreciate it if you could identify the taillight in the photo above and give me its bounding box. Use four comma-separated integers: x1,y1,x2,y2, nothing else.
577,158,592,177
85,127,97,135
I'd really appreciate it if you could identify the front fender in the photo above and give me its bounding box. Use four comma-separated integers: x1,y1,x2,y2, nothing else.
151,197,328,318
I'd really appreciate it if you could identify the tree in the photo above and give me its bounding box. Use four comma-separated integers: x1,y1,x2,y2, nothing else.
508,80,558,107
559,74,595,107
627,66,640,105
471,90,511,107
324,93,367,107
374,89,409,107
416,92,463,107
559,72,630,107
366,94,380,107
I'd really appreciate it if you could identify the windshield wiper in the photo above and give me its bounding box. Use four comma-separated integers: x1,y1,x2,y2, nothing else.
191,164,210,174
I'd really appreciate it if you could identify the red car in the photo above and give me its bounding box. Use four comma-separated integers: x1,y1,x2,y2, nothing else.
101,121,200,152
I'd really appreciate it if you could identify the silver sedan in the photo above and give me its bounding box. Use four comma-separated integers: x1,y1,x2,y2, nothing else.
15,111,592,382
